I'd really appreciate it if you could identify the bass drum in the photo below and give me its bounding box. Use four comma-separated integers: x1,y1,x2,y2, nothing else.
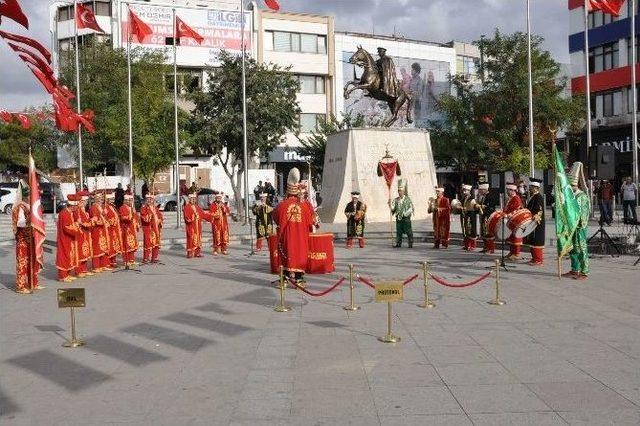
487,211,508,241
508,209,537,238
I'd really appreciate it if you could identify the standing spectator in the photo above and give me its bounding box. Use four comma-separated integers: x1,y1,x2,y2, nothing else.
189,182,198,194
620,177,638,224
596,179,614,225
264,180,276,205
253,180,263,201
115,183,125,208
141,181,149,199
125,184,132,195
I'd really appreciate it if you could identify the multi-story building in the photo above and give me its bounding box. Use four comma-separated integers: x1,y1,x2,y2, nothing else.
568,0,639,181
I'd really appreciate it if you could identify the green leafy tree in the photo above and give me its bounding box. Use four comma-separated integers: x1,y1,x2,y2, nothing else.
59,41,190,185
0,107,59,172
190,50,300,216
297,112,366,186
432,30,584,174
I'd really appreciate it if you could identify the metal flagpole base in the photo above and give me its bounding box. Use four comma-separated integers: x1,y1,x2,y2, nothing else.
378,334,401,343
488,299,506,306
274,305,291,313
63,339,85,348
418,301,435,309
343,305,360,311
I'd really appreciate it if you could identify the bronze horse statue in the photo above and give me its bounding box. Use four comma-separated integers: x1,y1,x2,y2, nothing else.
344,46,413,127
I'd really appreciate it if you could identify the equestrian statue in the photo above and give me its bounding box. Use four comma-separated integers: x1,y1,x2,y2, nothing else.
344,46,413,127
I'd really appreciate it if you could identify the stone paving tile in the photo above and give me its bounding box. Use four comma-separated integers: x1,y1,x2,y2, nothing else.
366,362,444,388
469,412,567,425
557,409,640,425
448,384,552,413
422,344,496,365
290,388,376,418
371,386,463,416
379,414,472,425
234,397,292,421
527,381,637,412
435,362,519,386
501,360,595,384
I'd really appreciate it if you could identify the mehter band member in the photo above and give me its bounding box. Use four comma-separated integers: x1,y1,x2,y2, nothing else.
273,168,314,284
89,192,110,272
57,194,81,282
210,192,231,255
183,193,211,258
105,192,123,268
564,162,591,280
253,192,274,251
389,178,414,248
525,178,545,266
140,194,161,263
344,191,366,248
477,181,499,254
119,194,139,267
428,186,450,249
460,184,478,251
75,191,94,277
504,182,524,260
12,181,37,293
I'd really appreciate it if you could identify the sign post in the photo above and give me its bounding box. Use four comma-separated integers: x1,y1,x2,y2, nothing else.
375,281,403,343
58,288,86,348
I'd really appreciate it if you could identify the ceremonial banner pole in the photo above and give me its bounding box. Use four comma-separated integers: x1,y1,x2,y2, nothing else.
241,0,254,252
583,0,595,206
127,5,135,198
632,0,639,201
526,0,535,177
173,8,182,228
73,0,84,188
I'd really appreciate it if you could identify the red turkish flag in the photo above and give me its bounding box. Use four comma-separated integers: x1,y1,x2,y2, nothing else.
28,66,57,93
264,0,280,11
175,16,204,44
15,113,30,129
589,0,625,16
75,3,104,33
0,30,52,63
0,109,12,123
0,0,28,29
128,9,153,43
29,154,45,275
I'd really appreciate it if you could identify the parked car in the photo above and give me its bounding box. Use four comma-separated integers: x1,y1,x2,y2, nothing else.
0,186,17,214
1,182,66,214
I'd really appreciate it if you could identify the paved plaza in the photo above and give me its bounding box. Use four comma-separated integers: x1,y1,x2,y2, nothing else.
1,235,640,425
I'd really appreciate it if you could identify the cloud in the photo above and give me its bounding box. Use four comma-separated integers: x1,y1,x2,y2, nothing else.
0,0,568,111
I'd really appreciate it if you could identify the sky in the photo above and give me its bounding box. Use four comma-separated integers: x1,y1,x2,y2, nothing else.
0,0,569,111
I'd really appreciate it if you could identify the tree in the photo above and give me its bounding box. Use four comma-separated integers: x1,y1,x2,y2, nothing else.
432,30,584,174
297,112,366,186
190,50,300,216
0,107,59,172
59,41,190,184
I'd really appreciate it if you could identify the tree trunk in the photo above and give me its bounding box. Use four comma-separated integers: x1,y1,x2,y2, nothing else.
219,153,245,223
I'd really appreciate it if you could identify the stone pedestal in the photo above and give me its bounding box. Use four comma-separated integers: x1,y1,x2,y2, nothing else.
319,128,437,224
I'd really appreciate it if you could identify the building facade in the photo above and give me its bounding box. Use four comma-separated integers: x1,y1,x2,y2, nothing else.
568,0,640,181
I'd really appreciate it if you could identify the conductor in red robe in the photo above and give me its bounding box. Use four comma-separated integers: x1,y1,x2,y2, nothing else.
12,183,39,293
183,193,211,258
90,192,111,272
56,194,81,282
140,194,161,263
75,191,94,277
273,168,314,283
428,186,451,249
119,194,139,266
209,192,231,255
504,182,524,260
105,192,123,268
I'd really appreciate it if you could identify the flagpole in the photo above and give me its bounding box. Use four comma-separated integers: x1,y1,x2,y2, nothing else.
526,0,535,177
632,0,639,202
583,1,593,164
74,0,84,189
241,0,255,252
173,8,181,228
126,4,134,198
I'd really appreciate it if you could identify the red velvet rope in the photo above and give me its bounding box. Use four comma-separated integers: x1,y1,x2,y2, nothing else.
287,277,346,297
429,272,492,288
357,274,419,289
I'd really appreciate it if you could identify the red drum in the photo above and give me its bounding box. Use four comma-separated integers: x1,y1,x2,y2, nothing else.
507,209,537,238
487,211,508,240
268,234,281,274
307,233,335,274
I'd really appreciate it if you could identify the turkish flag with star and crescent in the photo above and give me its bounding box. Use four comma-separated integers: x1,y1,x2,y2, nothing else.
589,0,625,16
175,16,204,44
128,9,153,43
75,3,105,33
264,0,280,11
0,0,29,29
29,154,45,275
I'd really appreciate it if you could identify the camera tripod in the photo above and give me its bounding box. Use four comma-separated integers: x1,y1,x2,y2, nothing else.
588,224,620,257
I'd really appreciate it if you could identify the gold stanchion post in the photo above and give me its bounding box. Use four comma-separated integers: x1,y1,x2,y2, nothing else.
488,259,506,306
418,261,435,308
378,302,400,343
63,307,85,348
274,266,291,312
343,264,360,311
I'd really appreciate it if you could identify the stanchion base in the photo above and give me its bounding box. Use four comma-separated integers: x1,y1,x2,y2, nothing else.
274,306,292,312
378,334,401,343
343,305,360,311
63,340,85,348
418,302,436,309
488,299,506,306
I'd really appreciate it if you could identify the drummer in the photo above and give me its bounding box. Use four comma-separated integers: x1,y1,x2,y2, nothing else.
477,180,499,254
460,184,478,251
504,182,524,260
524,178,545,266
